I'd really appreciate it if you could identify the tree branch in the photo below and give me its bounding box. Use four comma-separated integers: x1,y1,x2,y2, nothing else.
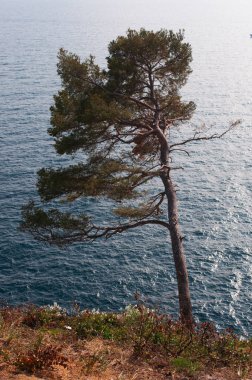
88,77,156,112
170,120,241,149
170,148,190,156
36,219,170,246
113,128,156,144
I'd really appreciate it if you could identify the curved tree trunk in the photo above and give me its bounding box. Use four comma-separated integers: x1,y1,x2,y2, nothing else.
161,171,193,327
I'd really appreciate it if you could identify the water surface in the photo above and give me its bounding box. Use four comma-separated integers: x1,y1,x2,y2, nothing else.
0,0,251,335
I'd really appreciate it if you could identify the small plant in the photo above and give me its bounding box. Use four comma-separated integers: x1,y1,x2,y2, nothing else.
171,356,200,375
14,343,67,374
81,349,110,375
124,301,191,358
74,311,120,340
21,304,66,329
125,305,159,356
0,348,10,362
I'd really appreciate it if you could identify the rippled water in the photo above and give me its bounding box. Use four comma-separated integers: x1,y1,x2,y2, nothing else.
0,0,251,335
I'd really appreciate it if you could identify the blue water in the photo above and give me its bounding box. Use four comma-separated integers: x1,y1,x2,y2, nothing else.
0,0,251,335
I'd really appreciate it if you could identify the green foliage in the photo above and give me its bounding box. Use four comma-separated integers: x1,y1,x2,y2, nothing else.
21,28,195,244
22,201,89,230
107,29,193,97
171,357,200,374
21,305,66,329
49,49,132,156
20,201,90,244
114,205,153,219
37,157,141,202
72,312,121,340
114,195,163,219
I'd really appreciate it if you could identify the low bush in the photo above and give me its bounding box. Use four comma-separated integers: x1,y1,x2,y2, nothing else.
14,343,67,374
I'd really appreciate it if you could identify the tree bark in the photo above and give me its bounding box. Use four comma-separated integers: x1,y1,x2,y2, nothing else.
154,113,193,327
161,171,194,327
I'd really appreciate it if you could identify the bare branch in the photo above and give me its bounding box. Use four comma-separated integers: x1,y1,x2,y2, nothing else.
86,219,170,239
116,119,152,131
40,219,170,245
163,115,191,123
113,128,156,144
88,77,156,112
126,95,155,111
170,166,184,171
170,120,241,149
170,148,190,156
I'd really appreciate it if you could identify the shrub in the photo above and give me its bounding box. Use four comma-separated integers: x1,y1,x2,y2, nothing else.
74,311,120,340
171,357,200,375
14,343,67,373
21,304,66,329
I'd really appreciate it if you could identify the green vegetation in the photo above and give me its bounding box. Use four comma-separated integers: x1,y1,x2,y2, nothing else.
0,304,251,379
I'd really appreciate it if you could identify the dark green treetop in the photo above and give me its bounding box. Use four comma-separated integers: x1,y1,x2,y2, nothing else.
21,28,237,246
21,29,196,244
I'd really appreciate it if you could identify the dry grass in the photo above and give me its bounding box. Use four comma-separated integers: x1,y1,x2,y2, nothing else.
0,304,251,380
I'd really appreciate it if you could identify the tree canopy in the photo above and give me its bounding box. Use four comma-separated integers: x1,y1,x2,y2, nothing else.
22,29,196,241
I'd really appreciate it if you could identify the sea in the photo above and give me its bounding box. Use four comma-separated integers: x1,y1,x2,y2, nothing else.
0,0,251,336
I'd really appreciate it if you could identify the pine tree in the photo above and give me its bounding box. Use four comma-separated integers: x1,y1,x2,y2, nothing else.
21,29,239,326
